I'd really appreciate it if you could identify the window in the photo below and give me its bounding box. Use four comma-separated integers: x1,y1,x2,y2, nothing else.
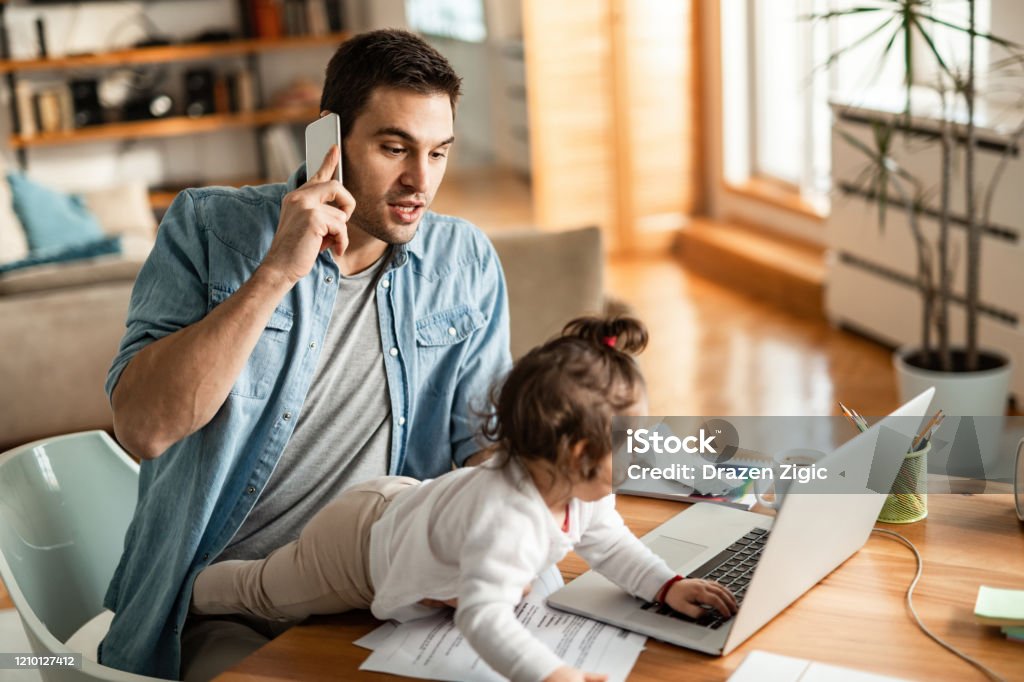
405,0,487,43
720,0,992,211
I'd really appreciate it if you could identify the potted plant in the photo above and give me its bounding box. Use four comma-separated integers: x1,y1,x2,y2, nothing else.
811,1,1023,468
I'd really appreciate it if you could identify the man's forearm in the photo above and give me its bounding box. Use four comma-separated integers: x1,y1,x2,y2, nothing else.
112,265,294,459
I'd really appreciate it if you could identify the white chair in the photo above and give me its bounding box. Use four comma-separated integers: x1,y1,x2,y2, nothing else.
0,431,158,681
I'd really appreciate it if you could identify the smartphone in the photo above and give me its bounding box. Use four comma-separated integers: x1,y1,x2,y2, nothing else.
304,113,342,184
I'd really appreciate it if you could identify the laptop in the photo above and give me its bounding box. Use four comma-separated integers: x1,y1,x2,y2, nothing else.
546,388,935,655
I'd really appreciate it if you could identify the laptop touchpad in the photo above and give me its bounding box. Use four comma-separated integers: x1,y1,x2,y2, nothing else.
647,536,707,571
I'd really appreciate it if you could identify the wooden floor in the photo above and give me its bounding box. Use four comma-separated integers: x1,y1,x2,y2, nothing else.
608,253,899,417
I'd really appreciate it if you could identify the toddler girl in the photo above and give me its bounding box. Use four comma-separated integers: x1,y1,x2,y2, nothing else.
191,316,736,682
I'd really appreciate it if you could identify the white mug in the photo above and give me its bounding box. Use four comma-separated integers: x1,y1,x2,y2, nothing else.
754,448,827,510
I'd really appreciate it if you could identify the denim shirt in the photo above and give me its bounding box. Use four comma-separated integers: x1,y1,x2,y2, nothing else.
99,167,511,679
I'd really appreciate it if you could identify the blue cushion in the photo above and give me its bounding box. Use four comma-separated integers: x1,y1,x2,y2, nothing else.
6,173,104,253
0,235,122,275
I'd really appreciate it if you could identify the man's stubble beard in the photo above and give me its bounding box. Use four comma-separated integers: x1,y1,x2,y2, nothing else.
347,206,420,246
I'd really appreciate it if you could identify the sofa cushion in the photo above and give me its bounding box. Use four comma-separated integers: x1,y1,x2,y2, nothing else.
7,172,104,252
0,172,30,265
0,249,146,296
82,181,158,239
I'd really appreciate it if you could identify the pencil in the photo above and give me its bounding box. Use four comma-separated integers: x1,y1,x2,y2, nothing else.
838,402,867,432
912,410,944,450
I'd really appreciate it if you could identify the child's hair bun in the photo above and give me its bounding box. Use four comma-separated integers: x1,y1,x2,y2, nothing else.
560,316,648,356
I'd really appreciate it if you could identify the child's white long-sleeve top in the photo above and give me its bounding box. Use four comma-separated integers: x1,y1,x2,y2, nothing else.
368,458,676,682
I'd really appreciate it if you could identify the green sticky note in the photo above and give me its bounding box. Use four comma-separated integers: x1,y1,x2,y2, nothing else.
975,586,1024,620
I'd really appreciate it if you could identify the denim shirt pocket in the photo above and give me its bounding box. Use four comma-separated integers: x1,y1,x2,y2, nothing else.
414,305,486,396
415,304,486,346
209,284,294,399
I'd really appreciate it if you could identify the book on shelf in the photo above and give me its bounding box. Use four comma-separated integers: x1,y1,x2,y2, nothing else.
306,0,329,36
283,0,308,37
14,81,37,137
244,0,284,39
325,0,344,32
249,0,282,39
213,74,233,114
239,0,342,38
15,81,77,136
34,83,73,134
233,69,256,113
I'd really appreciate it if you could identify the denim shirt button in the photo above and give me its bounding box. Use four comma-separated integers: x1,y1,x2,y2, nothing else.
447,327,457,336
381,279,390,289
247,486,257,495
283,411,292,421
325,275,334,284
389,347,399,357
202,553,209,561
309,341,316,349
398,416,406,426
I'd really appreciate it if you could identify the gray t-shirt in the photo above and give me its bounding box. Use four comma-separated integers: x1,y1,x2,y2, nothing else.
217,254,392,561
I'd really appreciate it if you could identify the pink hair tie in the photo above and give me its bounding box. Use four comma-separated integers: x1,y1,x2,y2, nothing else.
603,335,618,348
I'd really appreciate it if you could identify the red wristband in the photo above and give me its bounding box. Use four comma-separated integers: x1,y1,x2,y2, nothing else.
656,575,684,604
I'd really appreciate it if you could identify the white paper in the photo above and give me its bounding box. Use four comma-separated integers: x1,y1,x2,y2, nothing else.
355,565,566,652
353,621,397,651
728,651,811,682
728,650,911,682
359,588,645,681
802,662,910,682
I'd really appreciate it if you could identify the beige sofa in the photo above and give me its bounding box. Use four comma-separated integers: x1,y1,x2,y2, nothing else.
0,224,603,451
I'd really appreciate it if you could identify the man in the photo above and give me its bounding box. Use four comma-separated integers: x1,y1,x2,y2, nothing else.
100,30,511,679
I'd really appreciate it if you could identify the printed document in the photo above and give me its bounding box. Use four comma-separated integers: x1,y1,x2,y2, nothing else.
358,570,646,681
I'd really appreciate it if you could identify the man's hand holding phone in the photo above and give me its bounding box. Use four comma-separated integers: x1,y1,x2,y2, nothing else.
261,145,355,286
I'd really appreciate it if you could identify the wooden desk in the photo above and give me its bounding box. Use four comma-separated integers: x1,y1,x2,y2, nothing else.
219,494,1024,682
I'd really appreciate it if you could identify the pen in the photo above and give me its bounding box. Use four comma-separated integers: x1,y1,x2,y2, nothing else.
912,410,944,450
919,412,945,448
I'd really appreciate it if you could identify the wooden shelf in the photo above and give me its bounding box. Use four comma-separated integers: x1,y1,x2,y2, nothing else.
0,33,350,74
9,105,319,149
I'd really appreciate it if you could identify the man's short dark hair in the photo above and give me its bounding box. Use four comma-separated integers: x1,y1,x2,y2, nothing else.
321,29,463,139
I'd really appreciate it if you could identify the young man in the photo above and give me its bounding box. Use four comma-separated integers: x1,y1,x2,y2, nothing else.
100,30,511,679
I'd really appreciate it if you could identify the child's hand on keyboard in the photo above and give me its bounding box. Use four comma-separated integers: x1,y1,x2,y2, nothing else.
665,578,738,619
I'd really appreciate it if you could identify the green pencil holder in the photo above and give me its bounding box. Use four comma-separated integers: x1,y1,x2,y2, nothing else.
878,442,929,524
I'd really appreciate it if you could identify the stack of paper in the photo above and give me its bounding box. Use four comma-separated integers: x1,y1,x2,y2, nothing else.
973,585,1024,641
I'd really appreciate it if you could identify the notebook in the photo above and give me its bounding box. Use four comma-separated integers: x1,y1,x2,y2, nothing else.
974,586,1024,627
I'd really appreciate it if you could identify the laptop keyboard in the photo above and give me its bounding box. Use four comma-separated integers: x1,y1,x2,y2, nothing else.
639,527,770,629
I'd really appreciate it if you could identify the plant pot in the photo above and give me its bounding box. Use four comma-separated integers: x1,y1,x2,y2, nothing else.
893,347,1012,481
